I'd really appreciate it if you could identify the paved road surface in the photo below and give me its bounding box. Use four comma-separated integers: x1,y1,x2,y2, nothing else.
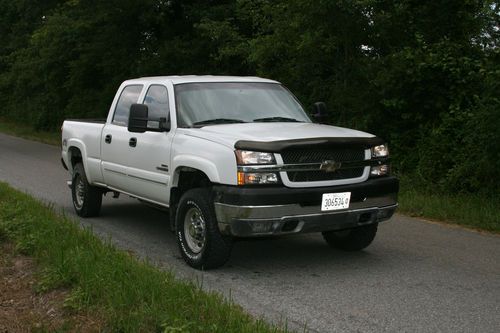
0,132,499,333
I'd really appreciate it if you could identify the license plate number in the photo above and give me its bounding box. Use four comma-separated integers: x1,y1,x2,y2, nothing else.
321,192,351,211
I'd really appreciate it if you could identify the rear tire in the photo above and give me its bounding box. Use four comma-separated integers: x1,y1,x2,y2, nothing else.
71,163,102,217
175,188,232,269
322,223,378,251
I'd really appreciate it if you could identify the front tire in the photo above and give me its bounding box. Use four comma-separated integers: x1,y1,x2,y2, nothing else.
71,163,102,217
322,223,378,251
175,188,232,269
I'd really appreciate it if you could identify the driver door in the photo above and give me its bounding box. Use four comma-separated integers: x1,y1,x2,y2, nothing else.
125,84,173,205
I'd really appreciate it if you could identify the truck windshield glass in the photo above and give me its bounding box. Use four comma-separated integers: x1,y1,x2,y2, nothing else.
175,82,311,128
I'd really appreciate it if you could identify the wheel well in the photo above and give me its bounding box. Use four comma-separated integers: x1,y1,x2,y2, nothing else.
68,147,82,169
169,168,211,229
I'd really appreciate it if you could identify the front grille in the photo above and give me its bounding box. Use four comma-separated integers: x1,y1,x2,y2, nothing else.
280,148,365,182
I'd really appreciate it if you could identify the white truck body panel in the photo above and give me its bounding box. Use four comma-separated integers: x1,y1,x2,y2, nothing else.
62,121,105,184
171,129,238,186
125,129,173,204
182,122,373,150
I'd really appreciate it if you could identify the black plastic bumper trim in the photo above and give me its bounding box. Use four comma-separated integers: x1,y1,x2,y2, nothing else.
213,176,399,207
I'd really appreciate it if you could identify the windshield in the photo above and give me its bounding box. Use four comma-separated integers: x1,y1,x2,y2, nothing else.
175,82,311,127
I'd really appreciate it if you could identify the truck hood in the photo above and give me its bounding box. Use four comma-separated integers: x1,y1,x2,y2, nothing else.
182,122,375,149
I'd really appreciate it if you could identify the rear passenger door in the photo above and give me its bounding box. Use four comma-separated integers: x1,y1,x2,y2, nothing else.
101,84,144,191
125,84,173,205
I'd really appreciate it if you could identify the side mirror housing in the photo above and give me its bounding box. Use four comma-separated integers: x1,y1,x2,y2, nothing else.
311,102,328,124
128,104,170,133
128,104,149,133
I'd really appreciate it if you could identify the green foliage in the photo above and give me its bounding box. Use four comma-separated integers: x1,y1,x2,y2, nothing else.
0,0,498,194
398,175,500,232
0,182,286,332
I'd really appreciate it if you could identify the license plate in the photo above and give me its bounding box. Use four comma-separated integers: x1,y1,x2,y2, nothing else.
321,192,351,211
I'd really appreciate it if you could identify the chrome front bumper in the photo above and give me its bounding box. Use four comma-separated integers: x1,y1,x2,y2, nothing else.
215,197,397,237
213,176,399,237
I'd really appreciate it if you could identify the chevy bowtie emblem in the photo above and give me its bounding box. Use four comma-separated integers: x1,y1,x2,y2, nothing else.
320,160,342,173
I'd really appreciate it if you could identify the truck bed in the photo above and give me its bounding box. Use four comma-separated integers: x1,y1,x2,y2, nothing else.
62,119,106,183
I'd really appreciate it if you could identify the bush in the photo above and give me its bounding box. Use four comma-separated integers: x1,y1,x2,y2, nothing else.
0,0,498,195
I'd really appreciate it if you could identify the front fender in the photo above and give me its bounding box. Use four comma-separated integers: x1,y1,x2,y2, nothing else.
171,133,238,186
171,155,221,185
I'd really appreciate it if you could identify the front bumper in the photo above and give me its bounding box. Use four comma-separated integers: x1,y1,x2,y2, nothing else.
213,176,399,237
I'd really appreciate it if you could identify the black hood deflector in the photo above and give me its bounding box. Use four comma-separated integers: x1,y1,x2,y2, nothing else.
234,137,385,152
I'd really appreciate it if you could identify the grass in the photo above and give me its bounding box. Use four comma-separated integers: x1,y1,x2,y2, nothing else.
398,176,500,233
0,182,288,332
0,118,497,234
0,117,60,145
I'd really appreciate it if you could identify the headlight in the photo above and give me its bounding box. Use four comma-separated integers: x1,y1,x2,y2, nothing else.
370,164,390,176
235,150,275,165
235,150,279,184
371,144,389,158
371,144,389,176
237,172,279,185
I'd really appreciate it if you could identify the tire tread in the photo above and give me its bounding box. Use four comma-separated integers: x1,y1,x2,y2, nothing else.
72,163,102,217
176,188,232,269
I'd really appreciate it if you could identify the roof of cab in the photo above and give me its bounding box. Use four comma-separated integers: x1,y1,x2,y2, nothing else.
122,75,279,85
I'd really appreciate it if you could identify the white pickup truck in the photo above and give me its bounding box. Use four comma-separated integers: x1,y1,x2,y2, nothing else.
61,76,398,269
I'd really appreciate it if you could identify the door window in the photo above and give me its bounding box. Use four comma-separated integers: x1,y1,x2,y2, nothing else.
143,85,169,128
112,85,143,126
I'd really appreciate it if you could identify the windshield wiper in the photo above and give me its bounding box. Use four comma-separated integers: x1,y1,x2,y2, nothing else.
253,116,301,123
192,118,247,128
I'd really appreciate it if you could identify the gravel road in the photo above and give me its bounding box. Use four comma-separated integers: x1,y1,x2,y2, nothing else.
0,132,499,333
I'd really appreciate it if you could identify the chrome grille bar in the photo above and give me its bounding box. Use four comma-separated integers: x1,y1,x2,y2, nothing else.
238,157,389,173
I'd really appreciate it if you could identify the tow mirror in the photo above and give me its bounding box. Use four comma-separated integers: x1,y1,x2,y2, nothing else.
128,104,149,133
311,102,328,124
128,104,170,133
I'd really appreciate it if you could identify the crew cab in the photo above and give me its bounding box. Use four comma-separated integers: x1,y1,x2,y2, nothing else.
61,76,398,269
